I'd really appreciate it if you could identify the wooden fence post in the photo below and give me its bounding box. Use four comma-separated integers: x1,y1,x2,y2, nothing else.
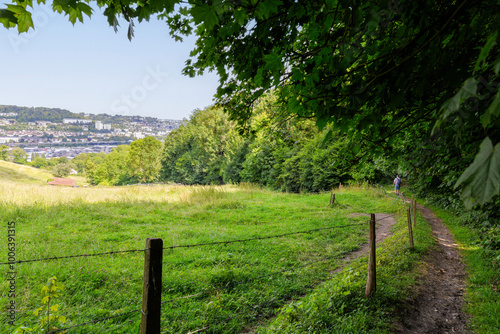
365,213,376,298
330,193,335,206
140,238,163,334
407,208,414,250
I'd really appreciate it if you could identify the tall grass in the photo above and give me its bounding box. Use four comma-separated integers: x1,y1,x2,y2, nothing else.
0,180,425,333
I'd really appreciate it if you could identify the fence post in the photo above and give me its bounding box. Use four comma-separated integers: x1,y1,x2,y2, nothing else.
365,213,376,298
140,238,163,334
407,208,414,250
330,193,335,206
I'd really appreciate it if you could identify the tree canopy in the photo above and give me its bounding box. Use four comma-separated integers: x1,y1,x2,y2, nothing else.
1,0,499,206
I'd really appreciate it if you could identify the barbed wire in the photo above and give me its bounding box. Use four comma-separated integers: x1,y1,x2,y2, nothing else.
163,222,364,250
47,307,141,334
1,222,362,266
162,249,349,306
0,248,147,266
185,268,343,333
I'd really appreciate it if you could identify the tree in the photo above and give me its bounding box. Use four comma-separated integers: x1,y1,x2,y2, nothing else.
161,107,240,185
1,0,498,205
0,145,8,160
53,162,76,177
31,156,48,168
10,147,27,164
128,136,163,183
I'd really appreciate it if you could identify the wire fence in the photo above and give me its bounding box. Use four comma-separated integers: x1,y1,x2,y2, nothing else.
5,185,419,334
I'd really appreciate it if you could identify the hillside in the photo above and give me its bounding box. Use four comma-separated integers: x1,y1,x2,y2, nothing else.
0,160,85,185
0,105,85,123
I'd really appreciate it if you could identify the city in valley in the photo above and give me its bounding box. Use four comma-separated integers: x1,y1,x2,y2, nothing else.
0,105,181,160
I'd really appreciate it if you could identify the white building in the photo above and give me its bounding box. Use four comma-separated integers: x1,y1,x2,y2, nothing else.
0,136,19,143
133,132,145,139
63,118,92,124
95,121,103,130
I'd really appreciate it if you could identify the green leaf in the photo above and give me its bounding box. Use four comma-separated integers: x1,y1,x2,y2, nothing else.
233,8,247,26
190,3,219,30
0,9,18,29
434,78,479,133
475,31,498,72
455,137,500,208
494,56,500,75
481,87,500,127
77,2,93,18
5,4,33,33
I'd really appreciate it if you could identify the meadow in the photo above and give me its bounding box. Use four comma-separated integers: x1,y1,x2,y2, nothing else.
0,161,433,333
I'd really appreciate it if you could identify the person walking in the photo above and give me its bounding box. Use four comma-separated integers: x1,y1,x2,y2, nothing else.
394,174,401,196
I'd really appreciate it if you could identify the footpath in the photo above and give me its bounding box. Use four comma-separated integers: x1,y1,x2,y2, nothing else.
394,203,469,333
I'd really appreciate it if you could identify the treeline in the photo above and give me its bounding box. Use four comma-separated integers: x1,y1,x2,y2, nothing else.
159,96,391,191
159,101,381,191
39,97,391,190
0,105,86,123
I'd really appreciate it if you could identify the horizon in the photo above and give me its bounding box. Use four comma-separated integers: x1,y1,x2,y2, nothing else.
0,103,185,121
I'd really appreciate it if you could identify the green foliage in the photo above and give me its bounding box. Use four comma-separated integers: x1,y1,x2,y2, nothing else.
52,162,76,177
14,276,66,334
128,136,162,183
0,145,8,160
10,147,28,164
0,105,87,123
455,138,500,209
161,107,240,185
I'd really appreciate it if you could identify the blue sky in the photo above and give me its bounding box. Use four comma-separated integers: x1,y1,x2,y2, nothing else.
0,4,219,120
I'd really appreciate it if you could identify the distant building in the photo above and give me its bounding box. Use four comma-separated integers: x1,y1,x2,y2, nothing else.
0,136,19,143
133,132,145,139
103,124,111,130
63,118,92,124
48,177,76,187
36,121,51,127
95,121,103,130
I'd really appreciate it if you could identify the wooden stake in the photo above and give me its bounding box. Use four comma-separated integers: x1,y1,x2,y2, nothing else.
330,193,335,206
140,238,163,334
339,182,342,190
407,208,414,250
365,213,376,298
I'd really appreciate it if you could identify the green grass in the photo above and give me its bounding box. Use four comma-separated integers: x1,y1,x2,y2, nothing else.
0,182,435,333
0,160,86,186
260,197,435,333
429,206,500,334
0,160,53,184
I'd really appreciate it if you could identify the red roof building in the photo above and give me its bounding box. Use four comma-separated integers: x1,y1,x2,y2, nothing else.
48,177,76,187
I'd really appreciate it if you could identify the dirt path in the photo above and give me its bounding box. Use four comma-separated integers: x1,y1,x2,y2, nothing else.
243,213,397,333
336,213,396,268
393,204,469,333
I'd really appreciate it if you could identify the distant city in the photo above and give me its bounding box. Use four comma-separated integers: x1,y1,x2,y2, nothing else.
0,105,182,160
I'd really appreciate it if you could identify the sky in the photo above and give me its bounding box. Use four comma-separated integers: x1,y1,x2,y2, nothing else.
0,4,220,121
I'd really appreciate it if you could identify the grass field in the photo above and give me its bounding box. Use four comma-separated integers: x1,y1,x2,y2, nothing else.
0,162,434,333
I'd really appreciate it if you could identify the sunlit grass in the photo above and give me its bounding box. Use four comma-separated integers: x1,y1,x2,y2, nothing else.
0,180,421,333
